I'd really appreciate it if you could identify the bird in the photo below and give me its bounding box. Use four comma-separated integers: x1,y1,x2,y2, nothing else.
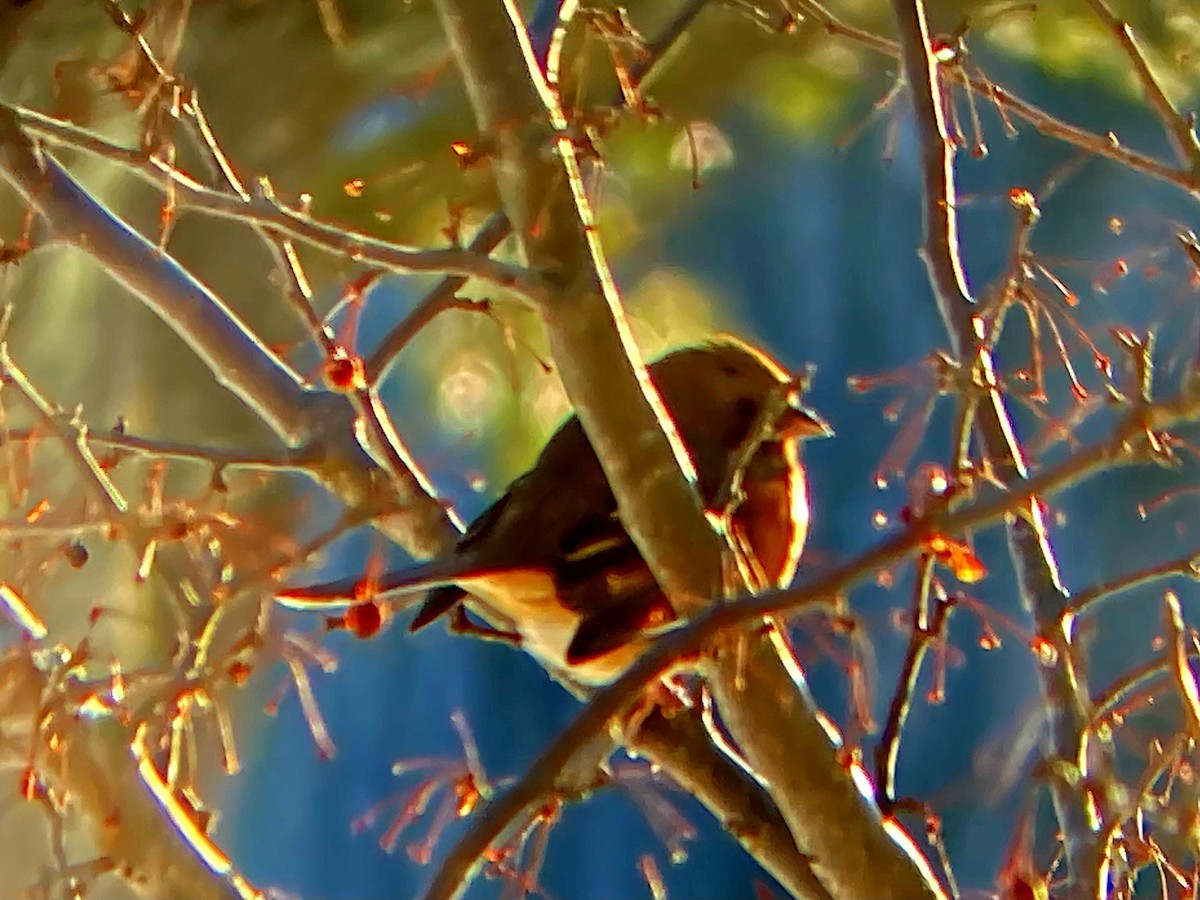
277,338,832,686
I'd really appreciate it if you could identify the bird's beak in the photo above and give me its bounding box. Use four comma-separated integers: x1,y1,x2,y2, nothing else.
779,390,834,440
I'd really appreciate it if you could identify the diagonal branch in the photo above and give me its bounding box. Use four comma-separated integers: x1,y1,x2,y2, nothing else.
364,213,511,385
705,629,945,900
3,103,541,296
1082,0,1200,171
0,104,463,556
0,104,309,445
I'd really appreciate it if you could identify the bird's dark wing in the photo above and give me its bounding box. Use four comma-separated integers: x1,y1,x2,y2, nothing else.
552,510,638,600
408,585,469,632
565,591,675,665
553,510,676,663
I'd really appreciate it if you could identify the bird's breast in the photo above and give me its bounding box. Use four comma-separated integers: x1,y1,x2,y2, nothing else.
732,441,810,589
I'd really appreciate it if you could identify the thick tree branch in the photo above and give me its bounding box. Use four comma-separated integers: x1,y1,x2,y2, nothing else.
364,0,712,387
706,632,944,900
431,0,723,611
374,6,826,894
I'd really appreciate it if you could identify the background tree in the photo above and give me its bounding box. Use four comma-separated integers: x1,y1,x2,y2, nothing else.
1,1,1199,899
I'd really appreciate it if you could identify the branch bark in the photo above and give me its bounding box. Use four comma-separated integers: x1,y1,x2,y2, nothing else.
706,632,944,900
431,0,724,611
0,104,309,445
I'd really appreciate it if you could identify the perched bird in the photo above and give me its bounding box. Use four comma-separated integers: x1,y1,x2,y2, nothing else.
278,339,831,685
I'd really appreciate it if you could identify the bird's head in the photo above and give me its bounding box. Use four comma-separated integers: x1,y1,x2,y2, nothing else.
650,337,832,488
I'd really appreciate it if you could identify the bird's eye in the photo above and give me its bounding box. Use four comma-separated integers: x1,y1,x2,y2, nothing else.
735,397,758,421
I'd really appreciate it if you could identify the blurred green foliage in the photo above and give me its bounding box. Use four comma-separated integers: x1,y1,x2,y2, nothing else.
0,2,1197,891
0,0,1197,476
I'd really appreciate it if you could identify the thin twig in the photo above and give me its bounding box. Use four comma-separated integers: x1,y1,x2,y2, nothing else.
887,1,1108,894
790,0,1198,195
0,426,310,471
1162,592,1200,740
1072,553,1200,619
873,557,945,808
0,348,128,517
364,214,511,385
1082,0,1200,170
4,103,543,297
1093,646,1200,727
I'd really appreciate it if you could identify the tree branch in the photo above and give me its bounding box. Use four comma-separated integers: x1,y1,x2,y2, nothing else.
4,103,541,296
706,631,944,900
0,104,309,445
887,1,1108,894
1083,0,1200,171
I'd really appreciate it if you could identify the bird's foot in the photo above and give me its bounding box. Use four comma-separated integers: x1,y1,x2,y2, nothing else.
448,606,521,645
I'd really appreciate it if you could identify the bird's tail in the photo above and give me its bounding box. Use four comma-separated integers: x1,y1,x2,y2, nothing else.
274,556,471,613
